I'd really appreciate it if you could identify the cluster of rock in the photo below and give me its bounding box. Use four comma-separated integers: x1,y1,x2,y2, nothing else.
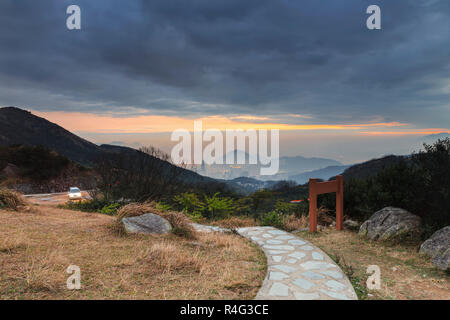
121,213,172,235
357,206,449,271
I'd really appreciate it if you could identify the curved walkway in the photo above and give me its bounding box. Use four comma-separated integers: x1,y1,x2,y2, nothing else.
192,224,357,300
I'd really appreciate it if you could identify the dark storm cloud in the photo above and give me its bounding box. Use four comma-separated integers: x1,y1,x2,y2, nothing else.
0,0,449,126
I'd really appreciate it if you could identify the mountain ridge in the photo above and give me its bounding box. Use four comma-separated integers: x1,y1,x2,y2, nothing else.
0,106,220,187
0,106,103,166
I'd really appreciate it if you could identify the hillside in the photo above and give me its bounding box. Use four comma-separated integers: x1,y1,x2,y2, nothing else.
342,155,406,180
0,107,103,166
290,165,351,184
0,107,227,193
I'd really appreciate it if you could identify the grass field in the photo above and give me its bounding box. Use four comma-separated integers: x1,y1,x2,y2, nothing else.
2,192,448,300
0,205,266,300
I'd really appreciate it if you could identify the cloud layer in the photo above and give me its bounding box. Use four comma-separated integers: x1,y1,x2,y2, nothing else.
0,0,449,128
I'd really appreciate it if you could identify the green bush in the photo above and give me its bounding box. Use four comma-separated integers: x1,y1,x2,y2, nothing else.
155,201,172,212
234,197,253,216
274,200,298,215
173,192,205,218
204,192,235,219
261,211,284,229
60,199,110,213
99,203,121,215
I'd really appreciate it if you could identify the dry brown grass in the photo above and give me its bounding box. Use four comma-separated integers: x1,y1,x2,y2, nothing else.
116,202,196,239
297,227,450,300
0,205,266,299
210,214,308,232
0,231,28,254
210,216,257,229
0,188,29,211
282,214,309,231
116,202,152,220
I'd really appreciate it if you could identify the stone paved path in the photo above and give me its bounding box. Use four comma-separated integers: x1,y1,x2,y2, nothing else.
192,224,358,300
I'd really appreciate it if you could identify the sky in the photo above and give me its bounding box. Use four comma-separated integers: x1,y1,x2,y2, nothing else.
0,0,449,163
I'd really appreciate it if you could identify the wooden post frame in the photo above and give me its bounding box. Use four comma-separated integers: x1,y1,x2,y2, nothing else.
308,175,344,232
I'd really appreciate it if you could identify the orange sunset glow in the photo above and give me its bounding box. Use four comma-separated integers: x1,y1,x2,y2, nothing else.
31,110,446,136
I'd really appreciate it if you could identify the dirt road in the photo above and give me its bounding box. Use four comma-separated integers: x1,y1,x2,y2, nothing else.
24,191,91,206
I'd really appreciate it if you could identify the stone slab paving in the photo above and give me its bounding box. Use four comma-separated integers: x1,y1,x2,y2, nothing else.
191,223,357,300
236,226,358,300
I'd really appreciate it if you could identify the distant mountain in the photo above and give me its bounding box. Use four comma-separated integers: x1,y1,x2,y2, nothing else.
422,133,450,142
193,152,342,181
223,150,258,164
289,165,351,184
343,155,406,180
279,156,342,174
0,107,103,166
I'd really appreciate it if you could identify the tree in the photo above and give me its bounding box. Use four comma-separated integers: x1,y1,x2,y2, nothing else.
173,192,205,217
95,146,186,202
340,138,450,236
204,192,234,219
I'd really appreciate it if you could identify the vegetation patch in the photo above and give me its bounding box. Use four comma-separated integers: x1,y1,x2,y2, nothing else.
320,138,450,238
0,145,70,181
59,199,115,213
210,216,257,229
0,188,28,211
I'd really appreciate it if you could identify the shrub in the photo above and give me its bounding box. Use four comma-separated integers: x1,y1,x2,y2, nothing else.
173,192,205,218
338,138,450,237
60,199,109,213
116,202,153,221
282,214,308,231
261,211,284,229
234,197,253,216
274,200,298,215
99,203,121,215
204,192,234,219
0,145,69,181
250,189,276,214
0,188,28,210
161,211,196,239
155,201,172,212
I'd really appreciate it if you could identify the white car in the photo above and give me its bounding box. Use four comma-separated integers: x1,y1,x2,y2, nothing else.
68,187,82,200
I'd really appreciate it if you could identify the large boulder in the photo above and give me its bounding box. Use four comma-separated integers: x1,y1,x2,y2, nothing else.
419,226,450,271
121,213,172,235
359,207,422,241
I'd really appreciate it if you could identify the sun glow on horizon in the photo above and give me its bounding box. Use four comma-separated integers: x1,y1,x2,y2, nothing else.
31,110,448,137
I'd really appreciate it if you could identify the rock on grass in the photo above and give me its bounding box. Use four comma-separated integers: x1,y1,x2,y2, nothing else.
359,207,422,242
420,226,450,271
